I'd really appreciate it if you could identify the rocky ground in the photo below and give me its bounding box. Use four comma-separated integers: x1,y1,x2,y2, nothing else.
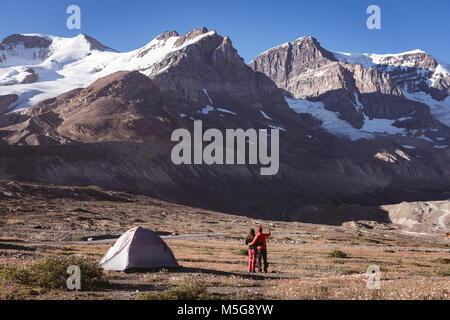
0,180,448,300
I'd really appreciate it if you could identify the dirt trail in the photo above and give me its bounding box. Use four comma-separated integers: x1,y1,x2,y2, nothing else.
12,232,449,254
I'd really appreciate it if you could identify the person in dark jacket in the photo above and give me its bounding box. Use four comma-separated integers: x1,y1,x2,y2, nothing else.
248,227,271,273
245,229,257,273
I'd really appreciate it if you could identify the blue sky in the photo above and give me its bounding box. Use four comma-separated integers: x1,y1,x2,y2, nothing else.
1,0,449,63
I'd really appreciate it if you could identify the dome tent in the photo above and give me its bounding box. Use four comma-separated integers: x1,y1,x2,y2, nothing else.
99,226,179,271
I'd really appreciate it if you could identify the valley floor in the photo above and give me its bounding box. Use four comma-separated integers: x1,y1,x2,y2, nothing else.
0,180,448,300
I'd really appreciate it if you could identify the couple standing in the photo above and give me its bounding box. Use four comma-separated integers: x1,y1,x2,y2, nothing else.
245,227,271,273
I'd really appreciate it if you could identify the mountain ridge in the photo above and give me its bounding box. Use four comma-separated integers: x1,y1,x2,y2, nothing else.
249,35,450,146
0,28,449,218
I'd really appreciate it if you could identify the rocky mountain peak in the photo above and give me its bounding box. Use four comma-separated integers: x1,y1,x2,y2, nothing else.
249,35,338,99
373,51,449,101
291,36,337,64
249,35,446,137
333,49,449,102
376,50,437,70
292,35,321,47
174,27,212,47
5,70,183,145
156,30,180,41
82,70,159,100
255,36,334,73
212,35,242,65
144,28,285,119
81,34,117,52
1,34,52,49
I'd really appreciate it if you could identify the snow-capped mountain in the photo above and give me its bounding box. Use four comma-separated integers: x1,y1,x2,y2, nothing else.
2,31,449,145
333,49,450,126
0,29,218,112
333,49,450,98
249,36,450,147
0,33,115,111
0,27,288,146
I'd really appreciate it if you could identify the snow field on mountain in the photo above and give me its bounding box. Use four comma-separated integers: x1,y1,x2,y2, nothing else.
0,32,216,111
286,98,408,141
402,90,450,127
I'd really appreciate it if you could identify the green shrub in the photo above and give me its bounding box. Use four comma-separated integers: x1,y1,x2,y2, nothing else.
363,238,380,244
328,250,348,258
342,269,360,275
236,249,249,256
0,256,108,291
433,258,450,264
433,268,450,277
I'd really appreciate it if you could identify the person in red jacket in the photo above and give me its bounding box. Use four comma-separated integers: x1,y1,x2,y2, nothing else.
248,227,271,273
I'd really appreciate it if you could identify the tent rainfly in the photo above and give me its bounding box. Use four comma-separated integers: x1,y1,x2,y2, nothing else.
99,226,179,271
